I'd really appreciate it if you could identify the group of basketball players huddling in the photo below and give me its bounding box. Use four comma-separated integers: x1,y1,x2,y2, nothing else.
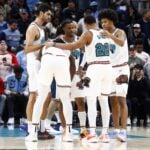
24,3,129,143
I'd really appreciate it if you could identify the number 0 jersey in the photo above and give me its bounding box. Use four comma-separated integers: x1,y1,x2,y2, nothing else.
85,29,111,63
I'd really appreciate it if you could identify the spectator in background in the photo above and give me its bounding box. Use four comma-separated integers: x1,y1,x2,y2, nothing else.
127,23,150,54
4,0,14,18
0,13,8,32
127,64,150,127
0,40,18,80
0,76,6,124
144,58,150,80
45,16,61,39
62,0,79,21
134,39,149,64
78,7,91,35
53,2,62,19
0,19,21,54
128,44,144,72
26,0,39,13
18,9,32,44
89,1,99,19
0,0,7,19
16,41,27,76
5,66,28,124
138,9,150,42
8,0,30,20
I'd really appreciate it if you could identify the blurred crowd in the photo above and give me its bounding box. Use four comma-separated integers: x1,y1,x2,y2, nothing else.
0,0,150,127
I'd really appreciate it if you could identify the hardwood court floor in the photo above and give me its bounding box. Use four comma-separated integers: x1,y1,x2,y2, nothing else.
0,125,150,150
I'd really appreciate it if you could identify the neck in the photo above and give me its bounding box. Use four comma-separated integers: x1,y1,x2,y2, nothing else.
108,26,116,33
34,17,44,27
0,50,7,55
88,24,98,30
63,35,75,43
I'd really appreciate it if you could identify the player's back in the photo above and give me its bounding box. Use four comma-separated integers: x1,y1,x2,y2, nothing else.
85,29,111,63
42,46,69,57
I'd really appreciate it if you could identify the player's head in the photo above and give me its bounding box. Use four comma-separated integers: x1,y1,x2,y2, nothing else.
61,19,75,36
84,15,96,30
34,3,52,23
98,9,118,30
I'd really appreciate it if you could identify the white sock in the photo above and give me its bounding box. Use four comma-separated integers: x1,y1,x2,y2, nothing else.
114,129,120,133
55,111,61,123
86,96,97,134
98,96,110,134
121,129,126,133
78,111,86,129
28,121,32,133
40,120,45,132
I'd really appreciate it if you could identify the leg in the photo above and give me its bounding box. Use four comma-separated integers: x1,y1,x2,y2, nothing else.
75,97,86,129
110,96,120,129
119,97,128,129
58,101,66,128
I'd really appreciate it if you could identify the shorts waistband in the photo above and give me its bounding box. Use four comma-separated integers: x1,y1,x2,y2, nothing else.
112,62,128,68
43,52,66,57
88,61,110,65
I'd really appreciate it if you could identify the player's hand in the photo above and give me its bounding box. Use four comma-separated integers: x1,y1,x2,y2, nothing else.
44,41,54,49
100,30,111,38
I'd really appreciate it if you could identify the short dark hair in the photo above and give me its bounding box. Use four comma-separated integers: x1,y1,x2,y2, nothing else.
84,15,96,24
34,3,51,16
61,19,73,29
14,66,24,74
134,64,143,70
98,9,118,25
8,19,18,25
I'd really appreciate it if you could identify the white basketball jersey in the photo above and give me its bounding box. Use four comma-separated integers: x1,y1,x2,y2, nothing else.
42,46,68,57
109,29,129,66
26,22,45,63
85,29,111,63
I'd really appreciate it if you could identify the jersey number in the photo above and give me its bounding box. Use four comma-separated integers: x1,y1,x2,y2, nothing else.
95,43,109,57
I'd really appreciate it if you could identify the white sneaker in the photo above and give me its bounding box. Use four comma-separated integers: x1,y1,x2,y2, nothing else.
7,117,14,124
99,134,110,143
85,134,98,143
46,126,62,134
25,132,38,142
62,132,73,142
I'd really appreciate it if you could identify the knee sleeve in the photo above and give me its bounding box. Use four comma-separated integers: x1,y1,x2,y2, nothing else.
57,87,73,125
32,83,49,124
99,96,110,128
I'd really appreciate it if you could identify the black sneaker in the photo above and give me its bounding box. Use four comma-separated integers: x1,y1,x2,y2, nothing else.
38,131,55,140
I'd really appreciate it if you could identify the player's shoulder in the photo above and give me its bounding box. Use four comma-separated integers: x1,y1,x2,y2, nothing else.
115,28,126,35
27,22,38,32
115,28,126,38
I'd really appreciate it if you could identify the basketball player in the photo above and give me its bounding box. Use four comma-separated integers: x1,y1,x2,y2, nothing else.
46,15,113,143
25,46,73,142
25,3,54,139
98,9,130,142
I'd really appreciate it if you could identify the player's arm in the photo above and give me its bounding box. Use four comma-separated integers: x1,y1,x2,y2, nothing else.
46,31,92,51
101,29,126,47
24,26,44,54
